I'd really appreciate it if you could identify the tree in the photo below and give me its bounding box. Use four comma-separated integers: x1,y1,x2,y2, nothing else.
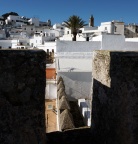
63,15,87,41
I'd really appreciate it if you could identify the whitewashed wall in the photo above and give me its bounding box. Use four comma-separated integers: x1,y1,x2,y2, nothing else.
0,40,17,48
56,41,101,52
56,58,92,72
101,34,125,50
46,82,57,99
44,42,56,52
28,18,39,26
56,36,138,101
124,42,138,51
114,22,124,35
98,22,113,33
58,72,92,100
125,38,138,42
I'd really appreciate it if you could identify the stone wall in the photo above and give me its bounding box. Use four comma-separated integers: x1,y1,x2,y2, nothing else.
92,51,138,144
0,50,46,144
47,128,92,144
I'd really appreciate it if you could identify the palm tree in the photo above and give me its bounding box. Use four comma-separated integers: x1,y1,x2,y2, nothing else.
63,15,87,41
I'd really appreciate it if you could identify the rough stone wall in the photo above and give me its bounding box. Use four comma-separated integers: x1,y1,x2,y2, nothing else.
0,50,46,144
92,51,138,144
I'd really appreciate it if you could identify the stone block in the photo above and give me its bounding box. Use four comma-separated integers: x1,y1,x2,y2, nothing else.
0,50,46,144
92,50,138,144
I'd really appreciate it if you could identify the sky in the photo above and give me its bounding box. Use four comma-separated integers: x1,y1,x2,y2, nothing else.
0,0,138,26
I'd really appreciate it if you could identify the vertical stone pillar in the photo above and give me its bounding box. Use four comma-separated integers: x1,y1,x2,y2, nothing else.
92,51,138,144
0,50,46,144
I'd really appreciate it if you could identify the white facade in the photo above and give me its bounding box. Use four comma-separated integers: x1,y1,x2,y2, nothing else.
22,25,35,36
55,35,138,127
98,21,124,35
53,23,64,30
56,40,99,100
60,20,124,41
28,18,39,26
31,31,56,47
53,24,64,37
78,99,91,126
114,21,124,35
0,38,31,49
0,40,17,48
125,38,138,42
6,15,28,26
0,29,6,39
99,22,114,33
46,82,57,99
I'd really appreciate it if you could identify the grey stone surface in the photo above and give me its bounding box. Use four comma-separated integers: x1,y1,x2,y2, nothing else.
0,50,46,144
92,51,138,144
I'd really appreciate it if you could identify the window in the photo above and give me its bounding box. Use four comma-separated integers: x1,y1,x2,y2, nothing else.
47,105,53,110
67,31,69,34
78,30,82,33
114,26,117,32
86,37,89,41
105,27,107,30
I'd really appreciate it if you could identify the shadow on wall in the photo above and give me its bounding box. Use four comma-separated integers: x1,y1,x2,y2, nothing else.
58,72,92,100
91,52,138,144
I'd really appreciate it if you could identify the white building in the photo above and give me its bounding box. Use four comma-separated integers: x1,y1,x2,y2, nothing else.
0,39,17,48
29,26,65,48
53,23,64,37
21,25,36,36
60,20,124,41
99,21,124,35
54,33,138,126
0,38,31,49
6,15,28,26
28,18,39,26
0,29,6,39
30,31,56,47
